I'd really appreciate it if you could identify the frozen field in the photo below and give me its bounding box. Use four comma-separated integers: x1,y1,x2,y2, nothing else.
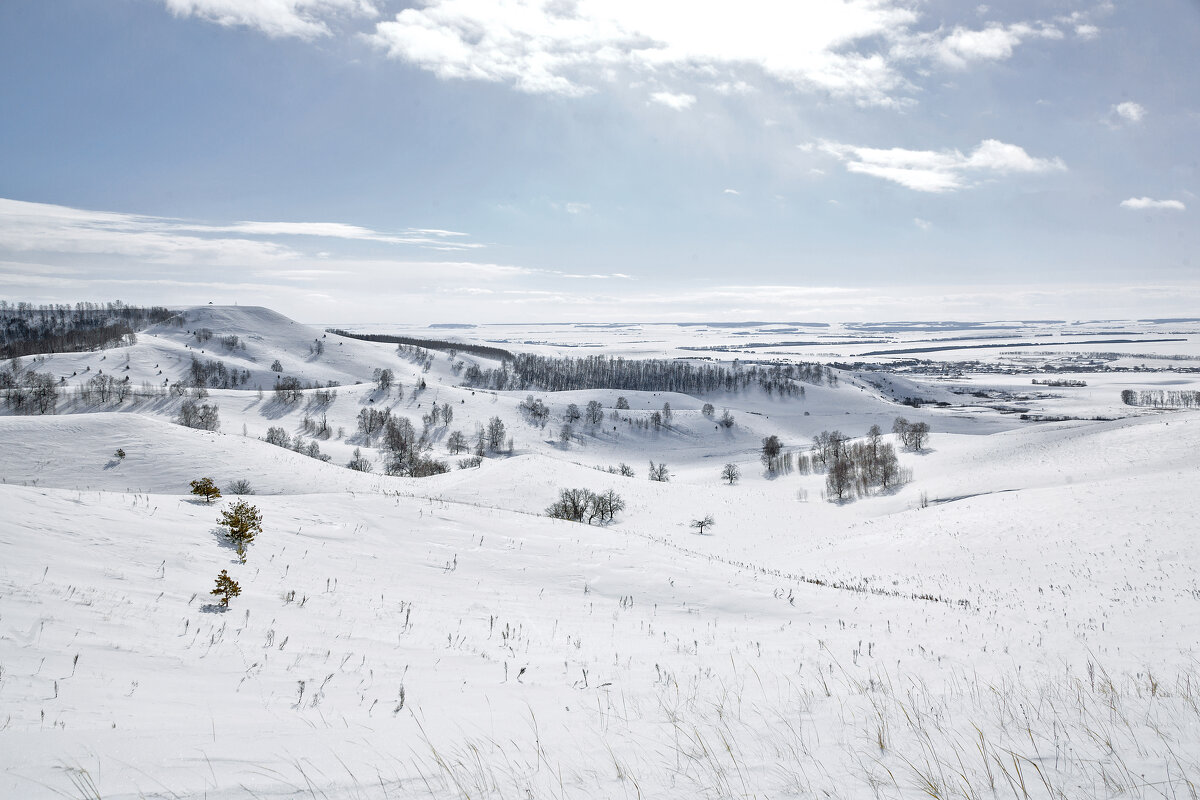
2,307,1199,799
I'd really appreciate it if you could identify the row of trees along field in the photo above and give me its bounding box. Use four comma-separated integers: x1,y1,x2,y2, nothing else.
1121,389,1200,408
460,354,835,396
0,301,174,359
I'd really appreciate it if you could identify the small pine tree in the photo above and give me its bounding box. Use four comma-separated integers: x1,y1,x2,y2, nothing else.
190,477,221,503
211,570,241,607
219,500,263,560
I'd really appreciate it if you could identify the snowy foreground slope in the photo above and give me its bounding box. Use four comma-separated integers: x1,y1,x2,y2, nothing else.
2,307,1200,799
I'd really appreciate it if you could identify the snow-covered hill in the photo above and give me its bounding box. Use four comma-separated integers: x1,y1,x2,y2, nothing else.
2,306,1199,799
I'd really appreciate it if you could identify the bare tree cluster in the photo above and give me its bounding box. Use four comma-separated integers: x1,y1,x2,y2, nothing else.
373,368,396,394
0,360,59,414
76,373,133,405
595,462,636,477
823,425,909,502
261,425,332,462
545,488,625,524
378,414,448,476
347,447,372,472
273,375,307,403
892,417,930,450
518,394,550,427
188,355,251,389
177,399,220,431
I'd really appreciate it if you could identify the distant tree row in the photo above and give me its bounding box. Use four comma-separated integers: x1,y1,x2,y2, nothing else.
323,329,515,361
0,300,173,358
1121,389,1200,408
460,354,833,396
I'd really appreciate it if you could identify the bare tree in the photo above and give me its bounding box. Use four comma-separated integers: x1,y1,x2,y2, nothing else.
373,368,394,393
689,515,715,535
486,416,507,451
721,463,740,485
761,435,784,473
347,447,372,472
648,462,670,482
825,456,854,501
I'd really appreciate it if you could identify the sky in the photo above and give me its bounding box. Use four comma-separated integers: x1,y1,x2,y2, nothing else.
0,0,1197,323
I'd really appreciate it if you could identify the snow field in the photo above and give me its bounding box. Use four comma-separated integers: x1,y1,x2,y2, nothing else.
3,305,1200,798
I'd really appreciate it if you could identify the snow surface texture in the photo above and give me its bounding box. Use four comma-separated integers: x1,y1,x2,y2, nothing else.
2,307,1199,799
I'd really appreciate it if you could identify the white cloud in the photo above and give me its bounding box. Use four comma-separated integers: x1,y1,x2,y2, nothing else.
0,197,297,264
564,202,590,214
203,220,482,248
821,138,1066,192
163,0,377,40
1120,197,1185,211
1111,101,1146,124
723,189,740,195
366,0,920,106
161,1,1081,111
914,217,932,231
0,199,484,269
1074,23,1099,39
890,21,1062,71
649,91,697,111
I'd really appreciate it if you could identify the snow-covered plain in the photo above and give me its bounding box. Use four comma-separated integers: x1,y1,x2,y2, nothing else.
2,307,1199,799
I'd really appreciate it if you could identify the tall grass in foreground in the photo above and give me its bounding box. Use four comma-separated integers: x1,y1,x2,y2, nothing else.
204,660,1200,800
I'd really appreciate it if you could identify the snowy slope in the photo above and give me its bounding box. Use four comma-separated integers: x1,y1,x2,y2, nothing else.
2,308,1199,799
